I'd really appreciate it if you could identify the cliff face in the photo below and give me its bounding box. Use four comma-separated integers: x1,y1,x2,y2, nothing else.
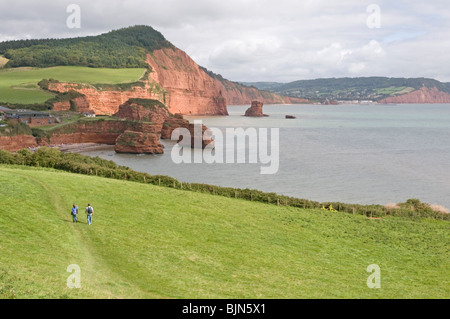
48,47,305,116
380,87,450,104
146,49,229,115
37,120,158,146
0,135,37,152
52,95,91,112
48,82,159,115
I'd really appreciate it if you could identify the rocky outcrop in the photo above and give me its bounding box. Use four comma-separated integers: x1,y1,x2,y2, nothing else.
36,120,158,146
380,87,450,104
160,114,190,139
0,135,37,152
115,130,164,154
113,99,170,132
245,100,268,117
52,95,91,112
161,114,213,148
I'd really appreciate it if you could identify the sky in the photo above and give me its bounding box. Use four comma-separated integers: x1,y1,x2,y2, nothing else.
0,0,449,83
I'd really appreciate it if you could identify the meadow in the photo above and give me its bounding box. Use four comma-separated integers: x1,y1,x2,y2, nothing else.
0,66,146,104
0,165,448,299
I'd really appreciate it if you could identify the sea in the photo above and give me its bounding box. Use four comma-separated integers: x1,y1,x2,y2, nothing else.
80,103,450,208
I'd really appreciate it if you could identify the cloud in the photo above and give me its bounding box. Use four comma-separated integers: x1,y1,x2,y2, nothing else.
0,0,449,82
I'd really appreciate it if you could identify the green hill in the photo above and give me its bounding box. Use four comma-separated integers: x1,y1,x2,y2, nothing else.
0,25,173,69
0,165,448,299
244,77,450,102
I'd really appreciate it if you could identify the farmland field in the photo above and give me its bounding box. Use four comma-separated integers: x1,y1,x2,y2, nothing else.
0,66,146,104
0,165,448,299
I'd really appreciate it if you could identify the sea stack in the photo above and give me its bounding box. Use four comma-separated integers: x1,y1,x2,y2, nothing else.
244,100,268,117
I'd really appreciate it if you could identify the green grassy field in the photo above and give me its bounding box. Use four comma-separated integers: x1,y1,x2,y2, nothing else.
0,66,146,104
0,165,448,299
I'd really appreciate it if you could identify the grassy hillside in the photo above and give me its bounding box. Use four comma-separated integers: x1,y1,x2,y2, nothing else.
0,66,145,104
0,165,448,299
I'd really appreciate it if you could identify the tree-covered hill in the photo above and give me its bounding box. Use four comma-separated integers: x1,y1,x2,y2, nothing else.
244,77,450,102
0,25,174,69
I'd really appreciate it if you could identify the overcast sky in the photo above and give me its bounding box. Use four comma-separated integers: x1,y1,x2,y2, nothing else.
1,0,449,82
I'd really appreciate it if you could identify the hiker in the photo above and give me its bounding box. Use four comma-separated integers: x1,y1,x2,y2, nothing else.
71,204,79,223
86,204,94,225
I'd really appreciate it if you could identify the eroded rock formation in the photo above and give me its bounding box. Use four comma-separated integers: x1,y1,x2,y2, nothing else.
161,114,213,148
244,100,268,117
115,130,164,154
114,99,170,132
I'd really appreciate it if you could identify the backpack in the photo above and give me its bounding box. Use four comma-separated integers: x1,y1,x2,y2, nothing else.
71,207,77,216
87,206,93,215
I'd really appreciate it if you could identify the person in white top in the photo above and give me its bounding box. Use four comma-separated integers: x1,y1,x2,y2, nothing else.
86,204,94,225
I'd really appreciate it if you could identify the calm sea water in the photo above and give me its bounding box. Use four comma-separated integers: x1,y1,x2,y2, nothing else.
81,104,450,207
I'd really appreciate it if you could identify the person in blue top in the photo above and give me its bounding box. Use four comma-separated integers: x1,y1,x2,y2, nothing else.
71,204,79,223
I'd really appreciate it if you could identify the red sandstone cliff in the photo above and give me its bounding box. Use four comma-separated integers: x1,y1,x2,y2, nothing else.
380,87,450,104
36,120,158,146
52,95,91,113
115,130,164,154
47,47,306,116
0,135,37,152
48,82,160,115
146,49,228,115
